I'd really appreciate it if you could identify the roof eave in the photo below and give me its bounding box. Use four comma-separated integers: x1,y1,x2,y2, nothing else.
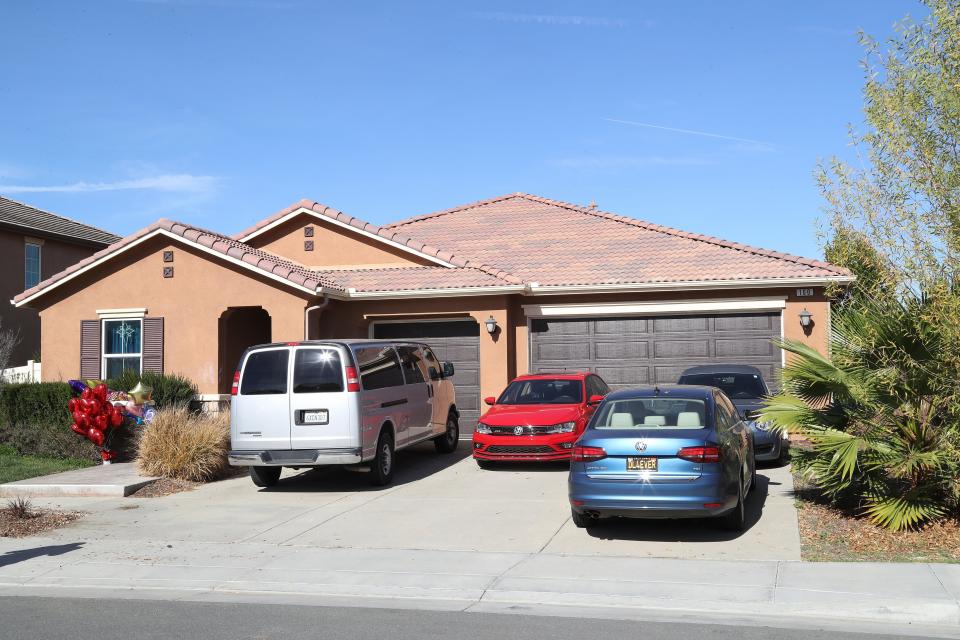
525,275,854,296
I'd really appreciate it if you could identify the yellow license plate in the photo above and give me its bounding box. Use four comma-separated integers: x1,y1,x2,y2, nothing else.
626,457,658,471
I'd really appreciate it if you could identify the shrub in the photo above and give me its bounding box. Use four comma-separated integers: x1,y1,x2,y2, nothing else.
0,382,99,461
105,371,198,410
763,294,960,531
136,407,231,482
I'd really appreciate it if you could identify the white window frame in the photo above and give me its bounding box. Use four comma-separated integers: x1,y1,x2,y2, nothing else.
24,241,42,289
101,318,143,379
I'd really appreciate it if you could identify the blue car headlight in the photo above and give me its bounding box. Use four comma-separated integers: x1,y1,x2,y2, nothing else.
476,422,492,434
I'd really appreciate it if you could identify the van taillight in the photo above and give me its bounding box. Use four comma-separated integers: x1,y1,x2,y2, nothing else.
345,366,360,392
571,445,606,462
677,446,721,463
231,370,240,396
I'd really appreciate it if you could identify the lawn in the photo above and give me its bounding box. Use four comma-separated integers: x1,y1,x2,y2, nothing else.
0,444,93,484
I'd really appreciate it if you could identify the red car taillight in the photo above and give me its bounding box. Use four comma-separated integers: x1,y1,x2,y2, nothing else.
677,446,722,463
230,370,240,396
345,366,360,392
571,445,607,462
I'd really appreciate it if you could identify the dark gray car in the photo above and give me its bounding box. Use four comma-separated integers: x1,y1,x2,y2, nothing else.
676,364,787,463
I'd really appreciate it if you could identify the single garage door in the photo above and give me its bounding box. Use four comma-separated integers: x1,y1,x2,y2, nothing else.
372,320,481,436
530,313,782,391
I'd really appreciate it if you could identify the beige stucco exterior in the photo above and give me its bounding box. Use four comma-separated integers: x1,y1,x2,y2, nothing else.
245,212,434,269
26,215,836,401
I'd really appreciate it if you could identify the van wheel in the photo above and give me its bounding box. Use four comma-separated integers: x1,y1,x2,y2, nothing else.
369,431,395,486
571,509,599,529
434,415,459,453
250,466,281,488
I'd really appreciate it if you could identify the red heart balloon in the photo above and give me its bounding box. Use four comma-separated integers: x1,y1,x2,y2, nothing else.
96,414,108,431
87,428,105,446
81,388,92,401
70,423,85,436
88,399,101,415
72,410,85,426
110,410,123,428
68,398,79,412
94,384,108,401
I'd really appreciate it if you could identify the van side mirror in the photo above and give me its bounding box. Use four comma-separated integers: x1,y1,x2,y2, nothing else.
484,396,496,406
428,367,440,381
441,361,455,377
587,394,605,406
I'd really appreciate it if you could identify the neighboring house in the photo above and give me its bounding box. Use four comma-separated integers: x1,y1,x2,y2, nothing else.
0,196,120,367
12,193,851,429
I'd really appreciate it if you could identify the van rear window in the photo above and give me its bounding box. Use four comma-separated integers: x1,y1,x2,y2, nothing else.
240,350,289,395
293,349,344,393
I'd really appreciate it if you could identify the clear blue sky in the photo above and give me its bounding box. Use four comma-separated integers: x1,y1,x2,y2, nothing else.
0,1,922,259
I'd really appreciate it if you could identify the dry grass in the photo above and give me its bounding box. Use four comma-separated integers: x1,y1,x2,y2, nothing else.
136,408,231,482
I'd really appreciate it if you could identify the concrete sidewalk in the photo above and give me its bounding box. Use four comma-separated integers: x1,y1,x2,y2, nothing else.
0,536,957,638
0,463,158,498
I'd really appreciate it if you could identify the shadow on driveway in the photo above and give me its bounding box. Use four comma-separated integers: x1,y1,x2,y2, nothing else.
0,542,84,568
256,441,473,493
583,472,772,543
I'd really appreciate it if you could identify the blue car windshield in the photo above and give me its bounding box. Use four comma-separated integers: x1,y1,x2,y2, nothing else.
497,379,583,405
678,373,766,399
593,398,707,429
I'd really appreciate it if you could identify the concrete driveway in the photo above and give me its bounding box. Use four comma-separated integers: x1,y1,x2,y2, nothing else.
28,442,801,560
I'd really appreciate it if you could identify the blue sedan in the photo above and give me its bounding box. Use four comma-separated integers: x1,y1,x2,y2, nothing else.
568,385,756,531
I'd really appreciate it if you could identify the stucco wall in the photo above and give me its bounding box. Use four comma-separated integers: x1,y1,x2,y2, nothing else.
246,213,434,268
34,235,316,393
0,228,102,366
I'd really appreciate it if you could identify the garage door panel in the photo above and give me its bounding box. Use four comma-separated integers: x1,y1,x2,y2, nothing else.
595,366,650,386
531,313,781,392
715,337,778,357
534,341,591,361
654,317,710,333
654,339,710,359
594,318,650,334
596,340,648,360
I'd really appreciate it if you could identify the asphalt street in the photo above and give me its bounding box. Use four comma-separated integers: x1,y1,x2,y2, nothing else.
0,597,940,640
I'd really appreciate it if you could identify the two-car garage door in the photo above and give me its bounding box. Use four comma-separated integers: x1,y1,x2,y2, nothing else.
529,313,782,391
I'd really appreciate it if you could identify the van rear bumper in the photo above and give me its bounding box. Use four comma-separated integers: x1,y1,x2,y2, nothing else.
228,449,363,466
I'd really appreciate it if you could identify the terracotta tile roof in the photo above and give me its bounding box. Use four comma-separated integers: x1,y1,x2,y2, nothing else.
0,196,120,246
13,219,343,305
386,193,850,286
315,266,516,293
234,199,523,285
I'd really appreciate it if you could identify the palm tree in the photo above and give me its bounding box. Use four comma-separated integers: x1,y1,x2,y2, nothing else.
763,294,960,531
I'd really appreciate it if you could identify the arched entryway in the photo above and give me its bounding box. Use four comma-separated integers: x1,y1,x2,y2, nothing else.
218,306,271,393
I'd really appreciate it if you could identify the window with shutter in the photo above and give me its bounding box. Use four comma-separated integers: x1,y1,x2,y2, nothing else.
142,317,164,374
80,320,101,380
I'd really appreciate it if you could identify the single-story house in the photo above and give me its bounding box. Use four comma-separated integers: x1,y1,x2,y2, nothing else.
12,193,851,430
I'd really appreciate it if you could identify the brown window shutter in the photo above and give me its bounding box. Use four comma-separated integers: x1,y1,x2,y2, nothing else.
80,320,101,380
142,317,164,374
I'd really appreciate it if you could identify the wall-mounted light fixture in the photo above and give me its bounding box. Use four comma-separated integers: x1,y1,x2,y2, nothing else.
485,315,498,335
799,308,813,329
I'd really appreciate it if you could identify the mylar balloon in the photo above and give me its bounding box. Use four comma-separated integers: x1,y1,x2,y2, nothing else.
88,428,105,446
94,384,108,402
70,423,85,436
128,382,153,405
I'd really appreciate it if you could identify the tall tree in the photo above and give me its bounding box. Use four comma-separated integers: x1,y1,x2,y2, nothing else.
818,0,960,291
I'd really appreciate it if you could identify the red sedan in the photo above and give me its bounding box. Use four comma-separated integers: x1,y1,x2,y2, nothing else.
472,372,610,465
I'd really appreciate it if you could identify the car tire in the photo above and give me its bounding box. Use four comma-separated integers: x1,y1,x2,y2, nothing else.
721,479,746,532
434,414,459,454
250,466,281,488
777,440,790,466
571,508,599,529
369,431,395,487
749,458,758,492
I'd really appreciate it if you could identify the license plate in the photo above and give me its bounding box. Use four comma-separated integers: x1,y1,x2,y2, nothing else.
626,457,658,471
303,410,328,425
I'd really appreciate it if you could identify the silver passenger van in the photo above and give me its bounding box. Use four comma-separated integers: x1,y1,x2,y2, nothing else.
228,340,459,487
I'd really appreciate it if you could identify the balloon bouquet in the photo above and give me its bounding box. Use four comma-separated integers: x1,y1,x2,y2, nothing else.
67,379,156,463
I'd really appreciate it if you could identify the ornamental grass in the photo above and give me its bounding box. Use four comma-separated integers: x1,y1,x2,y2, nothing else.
136,407,230,482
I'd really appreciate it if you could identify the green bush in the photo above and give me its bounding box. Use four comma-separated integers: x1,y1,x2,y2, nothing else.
0,382,99,461
104,371,198,410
